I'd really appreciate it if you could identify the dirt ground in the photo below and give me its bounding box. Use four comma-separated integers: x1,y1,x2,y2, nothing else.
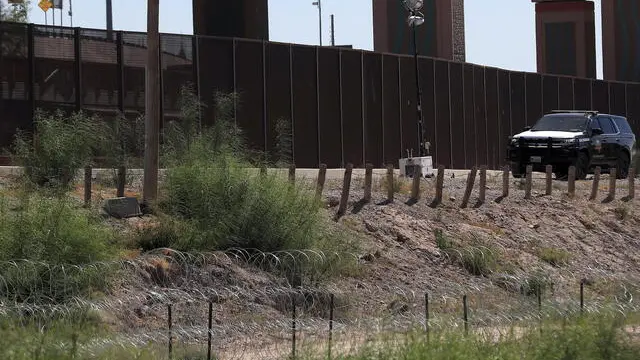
3,169,640,357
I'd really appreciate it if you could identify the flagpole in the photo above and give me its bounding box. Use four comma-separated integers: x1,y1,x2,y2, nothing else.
69,0,73,27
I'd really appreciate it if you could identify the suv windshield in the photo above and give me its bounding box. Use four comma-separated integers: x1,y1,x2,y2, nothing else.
530,115,587,132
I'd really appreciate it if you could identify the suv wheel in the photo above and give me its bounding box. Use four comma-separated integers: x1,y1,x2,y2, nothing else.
574,152,589,180
616,152,630,179
511,163,525,178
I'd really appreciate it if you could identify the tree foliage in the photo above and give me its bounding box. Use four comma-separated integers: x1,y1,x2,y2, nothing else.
0,0,30,23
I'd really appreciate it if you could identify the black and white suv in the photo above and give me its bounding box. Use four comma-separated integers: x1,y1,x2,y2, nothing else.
507,111,636,180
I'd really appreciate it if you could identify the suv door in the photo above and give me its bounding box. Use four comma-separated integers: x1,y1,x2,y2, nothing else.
598,116,619,164
589,118,608,165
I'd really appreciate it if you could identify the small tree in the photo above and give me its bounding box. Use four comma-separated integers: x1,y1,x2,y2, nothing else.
0,0,31,23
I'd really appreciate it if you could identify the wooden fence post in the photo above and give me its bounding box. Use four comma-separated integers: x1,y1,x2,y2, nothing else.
524,165,533,199
567,166,576,198
386,165,395,202
289,164,296,184
460,167,477,208
628,167,635,200
410,165,422,201
545,165,553,196
316,164,327,199
117,165,126,197
608,168,617,201
84,165,92,207
502,165,509,198
478,166,487,204
589,167,601,201
364,163,373,202
337,163,353,216
434,165,445,205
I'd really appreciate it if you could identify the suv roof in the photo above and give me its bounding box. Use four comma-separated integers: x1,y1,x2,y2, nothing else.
549,110,599,116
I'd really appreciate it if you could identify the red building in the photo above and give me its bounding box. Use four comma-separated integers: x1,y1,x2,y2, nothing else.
532,0,596,78
602,0,640,82
372,0,465,61
192,0,269,40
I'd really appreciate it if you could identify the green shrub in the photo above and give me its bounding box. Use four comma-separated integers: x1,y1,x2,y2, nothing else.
323,313,639,360
0,193,117,303
537,247,571,267
10,110,110,188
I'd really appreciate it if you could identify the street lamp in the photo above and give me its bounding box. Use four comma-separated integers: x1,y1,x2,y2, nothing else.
401,0,427,158
312,0,322,46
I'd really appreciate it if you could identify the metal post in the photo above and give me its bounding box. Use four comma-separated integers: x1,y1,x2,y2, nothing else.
69,0,74,27
328,293,334,359
106,0,113,38
28,24,36,120
330,14,335,46
116,31,124,114
143,0,160,203
411,17,425,157
317,0,322,46
74,27,82,112
207,301,213,360
168,304,173,359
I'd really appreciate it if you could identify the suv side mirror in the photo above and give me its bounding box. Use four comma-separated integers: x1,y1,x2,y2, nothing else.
523,126,531,131
591,128,604,135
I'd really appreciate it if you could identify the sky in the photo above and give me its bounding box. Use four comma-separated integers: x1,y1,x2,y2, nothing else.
16,0,605,78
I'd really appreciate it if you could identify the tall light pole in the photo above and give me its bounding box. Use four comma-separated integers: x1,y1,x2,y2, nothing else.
106,0,113,37
402,0,426,157
143,0,160,204
312,0,322,46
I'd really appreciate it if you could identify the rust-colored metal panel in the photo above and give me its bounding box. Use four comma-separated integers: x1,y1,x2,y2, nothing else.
449,62,465,169
591,80,610,114
399,56,418,158
525,73,543,126
510,72,526,137
234,39,265,153
80,29,117,108
434,59,451,168
0,23,29,101
419,57,436,162
497,69,511,169
573,78,591,110
463,64,477,167
473,65,488,167
265,43,292,163
33,26,76,104
121,32,148,111
340,50,363,167
363,52,383,167
484,67,499,170
0,101,31,149
160,34,194,114
197,36,234,126
609,82,627,117
318,47,342,168
625,83,640,135
291,45,319,168
193,0,268,40
382,55,401,166
542,75,559,114
558,76,574,110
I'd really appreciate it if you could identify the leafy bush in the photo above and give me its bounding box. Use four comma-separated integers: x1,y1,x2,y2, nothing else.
0,192,117,303
135,88,355,281
10,110,109,188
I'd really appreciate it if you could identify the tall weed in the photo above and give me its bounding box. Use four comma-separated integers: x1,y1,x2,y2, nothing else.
10,109,110,188
0,192,117,303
